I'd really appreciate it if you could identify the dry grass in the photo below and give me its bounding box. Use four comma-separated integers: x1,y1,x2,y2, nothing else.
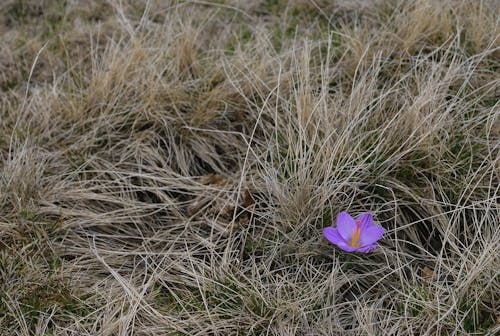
0,0,499,335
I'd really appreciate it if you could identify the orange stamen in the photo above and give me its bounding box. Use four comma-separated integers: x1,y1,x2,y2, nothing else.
350,220,362,247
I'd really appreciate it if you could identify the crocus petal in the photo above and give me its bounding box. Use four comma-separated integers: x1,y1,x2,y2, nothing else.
357,212,374,231
336,211,357,241
335,242,359,252
323,227,347,245
359,225,385,246
356,243,378,253
323,227,357,252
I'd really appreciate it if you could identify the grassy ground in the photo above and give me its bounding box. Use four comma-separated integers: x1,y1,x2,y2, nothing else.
0,0,499,335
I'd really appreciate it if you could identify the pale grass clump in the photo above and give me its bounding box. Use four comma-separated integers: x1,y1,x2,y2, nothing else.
0,0,499,335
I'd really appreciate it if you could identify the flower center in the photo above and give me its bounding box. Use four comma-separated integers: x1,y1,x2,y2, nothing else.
350,220,361,248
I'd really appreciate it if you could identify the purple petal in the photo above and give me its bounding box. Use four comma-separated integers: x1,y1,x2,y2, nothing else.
356,212,374,231
323,227,357,252
359,225,385,246
356,243,378,253
336,211,356,241
323,227,346,245
335,243,358,252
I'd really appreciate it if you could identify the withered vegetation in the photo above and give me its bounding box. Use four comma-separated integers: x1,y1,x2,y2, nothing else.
0,0,499,335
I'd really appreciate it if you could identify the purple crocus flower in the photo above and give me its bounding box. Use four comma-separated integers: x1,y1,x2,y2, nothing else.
323,212,384,253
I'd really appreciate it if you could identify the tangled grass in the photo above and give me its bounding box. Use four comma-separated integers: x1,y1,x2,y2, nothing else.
0,0,499,335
